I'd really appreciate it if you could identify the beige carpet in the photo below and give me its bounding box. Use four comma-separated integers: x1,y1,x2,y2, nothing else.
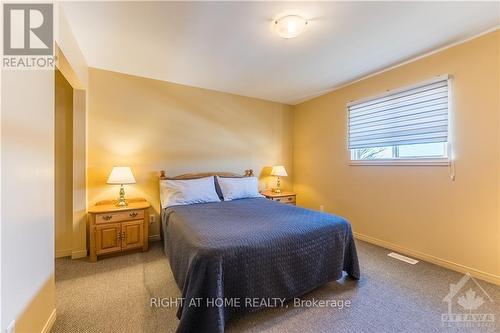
51,240,499,333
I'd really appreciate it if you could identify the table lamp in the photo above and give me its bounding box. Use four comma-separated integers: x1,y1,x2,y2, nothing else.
271,165,288,193
107,166,136,207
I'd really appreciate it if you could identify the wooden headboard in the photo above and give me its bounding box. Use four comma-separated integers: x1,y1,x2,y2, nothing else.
159,169,254,180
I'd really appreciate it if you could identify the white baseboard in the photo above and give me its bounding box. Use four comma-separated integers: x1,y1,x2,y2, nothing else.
71,249,87,259
55,249,72,258
354,232,500,286
149,234,161,242
41,309,56,333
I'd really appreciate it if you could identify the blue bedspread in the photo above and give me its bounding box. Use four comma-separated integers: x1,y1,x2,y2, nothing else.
162,198,360,333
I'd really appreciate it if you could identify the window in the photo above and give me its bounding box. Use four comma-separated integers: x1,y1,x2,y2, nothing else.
348,76,450,164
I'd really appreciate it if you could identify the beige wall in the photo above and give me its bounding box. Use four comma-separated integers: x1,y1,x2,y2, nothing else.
55,70,74,258
55,0,90,261
293,31,500,283
1,7,87,331
16,275,56,333
55,4,88,89
88,68,293,237
1,69,55,331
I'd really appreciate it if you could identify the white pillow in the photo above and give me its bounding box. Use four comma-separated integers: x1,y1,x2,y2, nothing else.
216,176,264,201
160,176,220,208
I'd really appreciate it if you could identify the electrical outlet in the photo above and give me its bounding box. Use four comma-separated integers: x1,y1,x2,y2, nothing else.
149,214,156,224
6,320,15,333
320,205,324,212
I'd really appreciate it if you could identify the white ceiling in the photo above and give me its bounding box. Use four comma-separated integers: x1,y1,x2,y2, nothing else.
62,1,499,104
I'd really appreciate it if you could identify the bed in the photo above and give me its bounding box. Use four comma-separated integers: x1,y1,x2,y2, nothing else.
160,170,360,333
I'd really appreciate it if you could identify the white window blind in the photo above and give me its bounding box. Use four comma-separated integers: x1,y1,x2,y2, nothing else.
348,76,449,149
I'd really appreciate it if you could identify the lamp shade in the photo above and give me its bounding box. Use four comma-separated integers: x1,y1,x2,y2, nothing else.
271,165,288,177
107,167,136,185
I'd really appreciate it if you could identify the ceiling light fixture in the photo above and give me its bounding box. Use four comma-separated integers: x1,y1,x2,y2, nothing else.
274,15,308,39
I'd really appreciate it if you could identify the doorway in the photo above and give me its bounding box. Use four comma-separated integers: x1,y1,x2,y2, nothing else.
54,56,87,260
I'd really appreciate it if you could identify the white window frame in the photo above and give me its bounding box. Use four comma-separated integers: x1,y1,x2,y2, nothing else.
349,144,450,166
347,75,452,166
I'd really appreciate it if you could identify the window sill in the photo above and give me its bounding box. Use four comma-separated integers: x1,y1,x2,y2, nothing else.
349,159,451,166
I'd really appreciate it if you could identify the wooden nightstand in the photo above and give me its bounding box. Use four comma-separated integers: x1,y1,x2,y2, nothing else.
87,198,150,262
261,190,296,205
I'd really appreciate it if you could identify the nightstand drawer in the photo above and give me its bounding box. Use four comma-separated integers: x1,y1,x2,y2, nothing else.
272,195,296,204
95,209,144,224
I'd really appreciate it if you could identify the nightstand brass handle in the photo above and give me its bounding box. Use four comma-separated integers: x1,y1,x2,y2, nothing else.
129,212,138,218
103,215,113,221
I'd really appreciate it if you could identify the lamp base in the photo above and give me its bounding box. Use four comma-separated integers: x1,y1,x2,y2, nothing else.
116,200,128,207
116,184,128,207
272,176,282,193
